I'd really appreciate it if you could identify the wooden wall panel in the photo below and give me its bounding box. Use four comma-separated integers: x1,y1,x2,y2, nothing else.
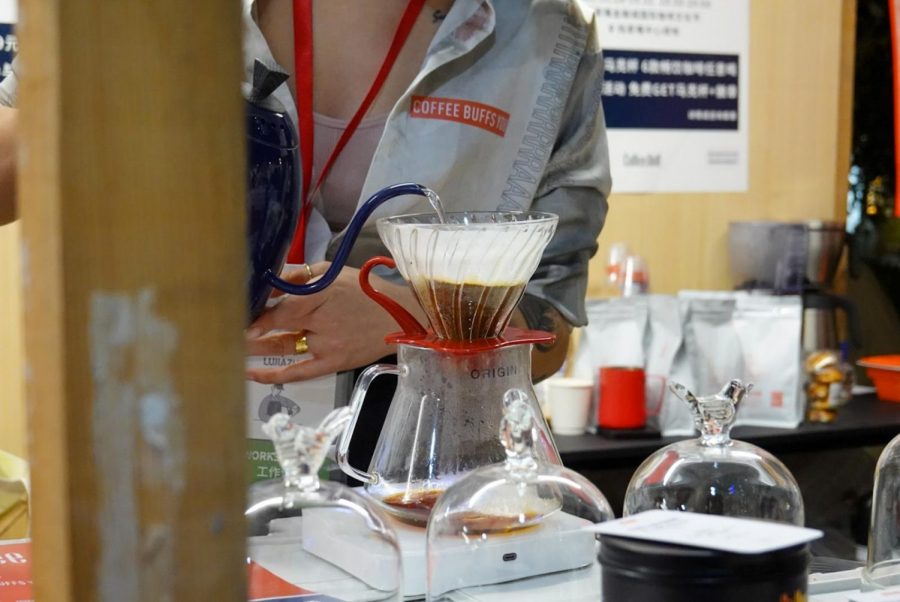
588,0,857,296
0,222,24,458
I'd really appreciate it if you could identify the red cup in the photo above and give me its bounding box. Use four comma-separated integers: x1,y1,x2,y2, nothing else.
598,366,646,429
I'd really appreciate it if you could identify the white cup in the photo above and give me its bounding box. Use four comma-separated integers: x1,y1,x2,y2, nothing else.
546,378,593,435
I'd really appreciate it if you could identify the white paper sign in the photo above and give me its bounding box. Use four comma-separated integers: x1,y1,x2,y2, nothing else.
245,355,337,482
585,0,750,192
0,0,16,23
591,510,822,554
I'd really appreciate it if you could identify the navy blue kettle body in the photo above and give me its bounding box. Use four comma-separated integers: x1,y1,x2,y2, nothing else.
245,60,301,322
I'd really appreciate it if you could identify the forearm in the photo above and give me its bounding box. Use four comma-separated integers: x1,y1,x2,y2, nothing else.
511,294,572,383
0,107,16,225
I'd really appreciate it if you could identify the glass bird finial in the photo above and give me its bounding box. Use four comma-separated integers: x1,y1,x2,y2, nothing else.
670,379,752,446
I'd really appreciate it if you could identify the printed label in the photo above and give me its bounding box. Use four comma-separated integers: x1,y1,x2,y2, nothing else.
410,95,510,137
248,438,282,484
0,539,32,602
470,365,520,380
245,364,337,482
602,49,740,131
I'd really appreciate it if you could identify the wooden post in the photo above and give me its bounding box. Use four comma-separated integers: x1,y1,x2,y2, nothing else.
834,0,858,221
17,0,247,600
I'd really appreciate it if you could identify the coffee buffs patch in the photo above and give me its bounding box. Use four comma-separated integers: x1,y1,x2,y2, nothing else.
410,95,510,137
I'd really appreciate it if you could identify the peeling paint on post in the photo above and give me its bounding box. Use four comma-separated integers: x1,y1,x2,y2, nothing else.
91,289,183,601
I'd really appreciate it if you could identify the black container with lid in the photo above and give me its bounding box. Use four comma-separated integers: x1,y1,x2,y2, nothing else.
599,535,810,602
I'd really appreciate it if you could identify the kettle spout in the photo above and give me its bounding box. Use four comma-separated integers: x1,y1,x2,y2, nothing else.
263,182,435,296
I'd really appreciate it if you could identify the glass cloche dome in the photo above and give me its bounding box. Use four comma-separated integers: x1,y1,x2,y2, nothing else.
623,380,804,525
864,432,900,590
245,409,402,601
426,389,614,601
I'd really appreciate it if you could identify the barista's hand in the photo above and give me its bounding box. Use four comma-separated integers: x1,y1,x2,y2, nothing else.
245,262,422,383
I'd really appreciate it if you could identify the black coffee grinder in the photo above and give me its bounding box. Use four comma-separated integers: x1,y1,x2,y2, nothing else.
728,220,861,356
796,221,862,356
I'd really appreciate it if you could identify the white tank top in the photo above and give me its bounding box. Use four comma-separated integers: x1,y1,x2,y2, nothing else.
312,112,388,232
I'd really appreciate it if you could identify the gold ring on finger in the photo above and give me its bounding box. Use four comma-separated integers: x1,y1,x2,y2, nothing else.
295,334,309,355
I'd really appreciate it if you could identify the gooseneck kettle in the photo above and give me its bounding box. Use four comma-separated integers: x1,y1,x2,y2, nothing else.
244,59,432,322
245,60,300,321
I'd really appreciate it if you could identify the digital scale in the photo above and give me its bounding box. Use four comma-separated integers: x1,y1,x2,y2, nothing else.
301,507,598,599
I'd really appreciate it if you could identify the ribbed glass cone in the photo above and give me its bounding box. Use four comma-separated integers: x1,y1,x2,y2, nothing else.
376,212,558,341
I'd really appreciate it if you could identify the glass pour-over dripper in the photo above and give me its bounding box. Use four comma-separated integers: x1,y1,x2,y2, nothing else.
426,389,613,601
623,380,804,525
246,410,402,601
376,211,558,341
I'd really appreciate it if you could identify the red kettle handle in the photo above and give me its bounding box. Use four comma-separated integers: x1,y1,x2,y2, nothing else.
359,256,428,337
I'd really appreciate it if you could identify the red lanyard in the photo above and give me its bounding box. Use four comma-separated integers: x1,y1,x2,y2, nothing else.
287,0,427,264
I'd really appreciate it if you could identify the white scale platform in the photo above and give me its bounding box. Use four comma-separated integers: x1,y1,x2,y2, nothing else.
302,507,598,599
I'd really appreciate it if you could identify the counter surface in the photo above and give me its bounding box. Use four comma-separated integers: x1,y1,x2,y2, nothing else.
557,393,900,469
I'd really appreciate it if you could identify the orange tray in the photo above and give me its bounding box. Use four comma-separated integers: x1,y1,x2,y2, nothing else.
858,355,900,403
